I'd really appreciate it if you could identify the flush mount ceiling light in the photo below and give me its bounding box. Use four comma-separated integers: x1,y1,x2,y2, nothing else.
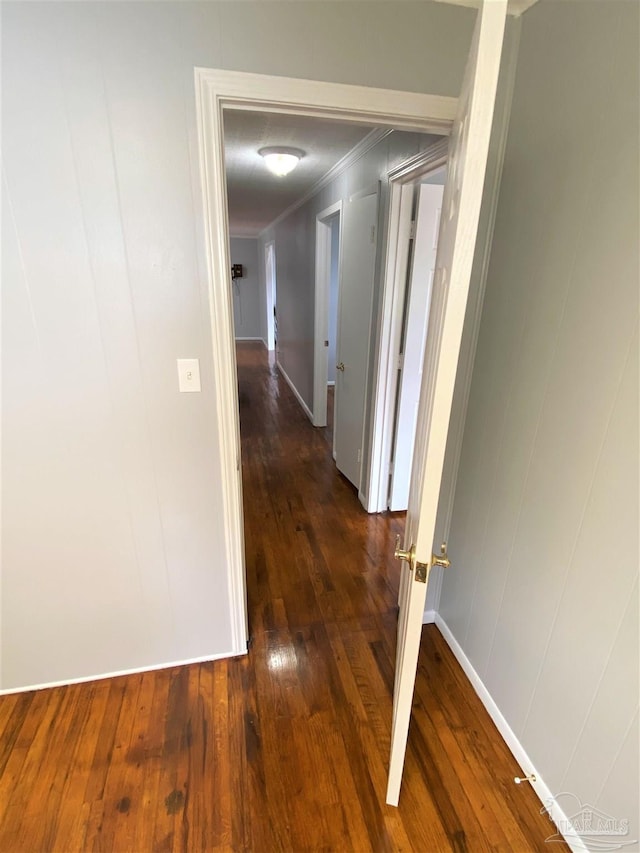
258,146,305,177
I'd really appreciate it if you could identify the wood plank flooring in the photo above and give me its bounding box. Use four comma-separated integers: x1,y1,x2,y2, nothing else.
0,342,564,852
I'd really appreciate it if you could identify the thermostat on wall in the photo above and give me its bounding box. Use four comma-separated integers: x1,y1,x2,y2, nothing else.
231,263,244,279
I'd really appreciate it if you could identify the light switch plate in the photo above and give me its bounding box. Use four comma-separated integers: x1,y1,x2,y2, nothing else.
177,358,201,392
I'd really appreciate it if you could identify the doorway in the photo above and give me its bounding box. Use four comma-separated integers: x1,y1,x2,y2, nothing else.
198,0,508,803
366,139,450,514
195,67,456,655
389,169,446,511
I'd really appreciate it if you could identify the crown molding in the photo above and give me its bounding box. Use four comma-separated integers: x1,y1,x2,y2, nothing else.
429,0,538,17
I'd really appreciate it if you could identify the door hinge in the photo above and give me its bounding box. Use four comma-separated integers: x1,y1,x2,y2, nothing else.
324,340,329,347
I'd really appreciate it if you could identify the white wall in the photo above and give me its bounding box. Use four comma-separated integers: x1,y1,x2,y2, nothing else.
230,238,262,341
439,0,639,845
0,1,475,689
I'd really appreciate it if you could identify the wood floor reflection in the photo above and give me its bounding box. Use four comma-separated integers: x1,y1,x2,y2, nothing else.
0,342,565,852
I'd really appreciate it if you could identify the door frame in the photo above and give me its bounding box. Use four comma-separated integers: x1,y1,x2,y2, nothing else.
194,67,456,656
313,201,342,427
264,240,276,352
388,180,445,512
366,139,449,513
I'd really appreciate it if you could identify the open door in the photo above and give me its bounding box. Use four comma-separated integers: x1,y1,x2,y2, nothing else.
334,187,379,489
386,0,507,806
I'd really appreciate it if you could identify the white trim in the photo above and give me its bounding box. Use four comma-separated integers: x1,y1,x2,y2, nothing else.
434,614,588,853
327,380,335,387
277,359,314,423
368,184,413,512
194,67,458,668
0,649,242,697
507,0,540,16
367,140,449,513
199,68,457,132
313,200,342,427
235,337,265,343
260,130,391,238
429,0,540,17
423,609,437,624
195,68,248,657
388,138,449,183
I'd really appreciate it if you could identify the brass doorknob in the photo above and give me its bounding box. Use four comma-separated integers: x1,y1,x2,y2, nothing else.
432,544,450,569
336,362,345,372
394,534,414,563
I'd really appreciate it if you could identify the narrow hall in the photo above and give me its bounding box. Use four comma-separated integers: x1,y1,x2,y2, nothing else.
233,341,562,851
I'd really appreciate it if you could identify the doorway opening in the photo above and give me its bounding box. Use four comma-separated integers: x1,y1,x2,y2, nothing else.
198,0,508,803
195,66,456,655
388,168,447,511
367,140,450,514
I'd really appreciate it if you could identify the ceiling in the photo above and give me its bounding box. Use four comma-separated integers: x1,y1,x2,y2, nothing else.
223,110,380,237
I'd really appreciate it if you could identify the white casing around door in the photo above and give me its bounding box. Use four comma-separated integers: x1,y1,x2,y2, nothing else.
389,183,444,511
386,0,507,806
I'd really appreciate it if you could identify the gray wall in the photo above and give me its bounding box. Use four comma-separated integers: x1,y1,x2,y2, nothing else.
230,238,262,340
425,13,522,610
0,1,474,688
439,0,639,845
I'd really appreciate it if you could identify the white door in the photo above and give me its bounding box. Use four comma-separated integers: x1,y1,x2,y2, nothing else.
389,183,444,511
334,188,379,488
386,0,507,806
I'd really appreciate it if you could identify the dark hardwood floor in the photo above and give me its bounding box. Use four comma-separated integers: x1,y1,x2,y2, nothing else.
0,342,563,852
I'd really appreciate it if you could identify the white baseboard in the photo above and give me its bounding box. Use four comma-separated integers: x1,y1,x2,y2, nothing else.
277,360,314,423
327,380,336,387
434,614,588,853
0,648,245,696
423,609,437,624
235,336,265,344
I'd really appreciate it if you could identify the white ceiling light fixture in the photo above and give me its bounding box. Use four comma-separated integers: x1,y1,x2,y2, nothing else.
258,146,304,177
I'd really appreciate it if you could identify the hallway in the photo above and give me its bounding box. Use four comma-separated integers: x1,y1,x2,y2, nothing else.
0,344,563,852
238,342,403,642
233,342,560,851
